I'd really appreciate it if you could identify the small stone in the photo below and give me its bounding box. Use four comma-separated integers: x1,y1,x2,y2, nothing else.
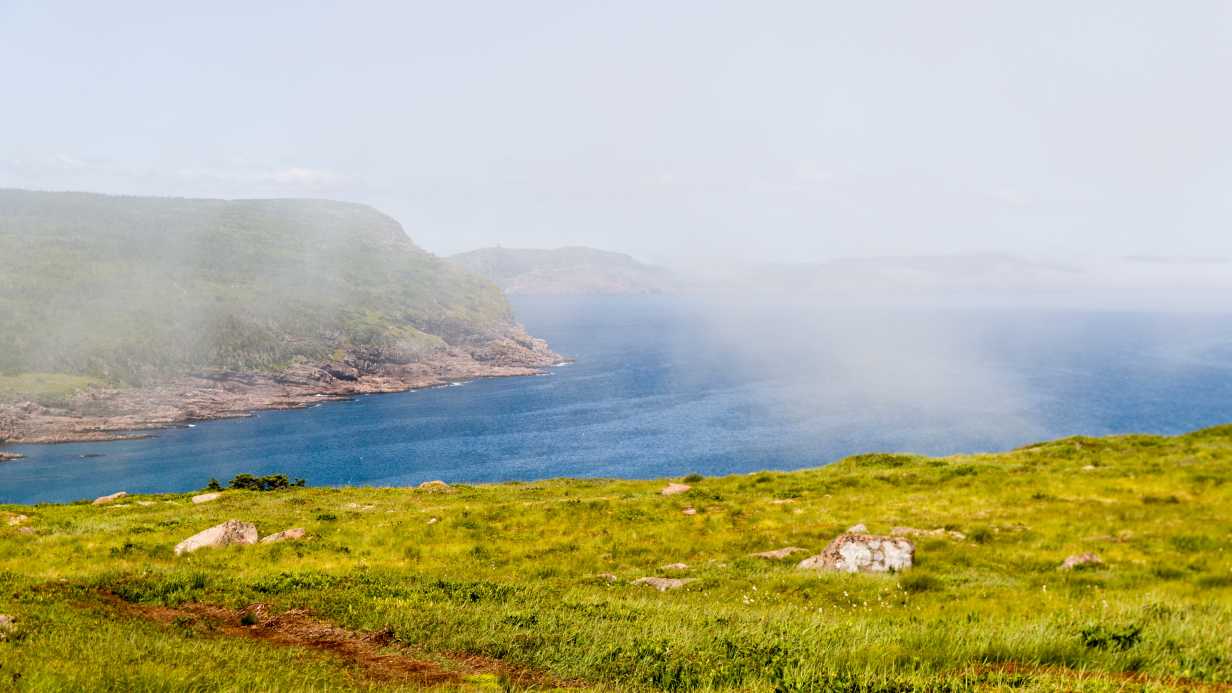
92,491,128,506
136,501,156,507
1081,465,1097,471
660,562,689,571
632,577,693,591
660,483,691,496
0,614,14,639
17,527,34,535
892,526,965,541
847,523,868,533
191,492,222,504
751,546,807,560
174,520,259,555
1060,552,1104,570
417,480,450,491
6,514,29,527
260,528,306,544
797,533,915,574
682,507,698,515
426,517,439,525
595,572,618,583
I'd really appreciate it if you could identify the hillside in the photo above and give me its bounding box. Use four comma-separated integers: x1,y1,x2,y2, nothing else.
0,189,558,443
0,426,1229,689
448,246,676,295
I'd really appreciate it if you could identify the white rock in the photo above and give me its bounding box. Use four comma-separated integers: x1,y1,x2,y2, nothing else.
660,483,691,496
797,533,915,573
174,520,259,555
847,523,868,533
660,562,689,571
92,491,127,506
191,492,222,504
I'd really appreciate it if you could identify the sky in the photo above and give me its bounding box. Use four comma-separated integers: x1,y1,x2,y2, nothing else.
2,1,1231,265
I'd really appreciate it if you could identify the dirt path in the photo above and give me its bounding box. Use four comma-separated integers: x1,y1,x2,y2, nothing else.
100,593,576,690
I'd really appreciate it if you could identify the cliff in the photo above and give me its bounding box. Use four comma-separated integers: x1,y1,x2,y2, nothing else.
0,189,560,443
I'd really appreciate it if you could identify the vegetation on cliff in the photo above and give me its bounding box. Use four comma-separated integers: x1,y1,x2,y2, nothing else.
1,426,1229,690
0,189,518,395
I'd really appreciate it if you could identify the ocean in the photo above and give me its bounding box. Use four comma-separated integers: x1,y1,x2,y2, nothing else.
3,295,1231,504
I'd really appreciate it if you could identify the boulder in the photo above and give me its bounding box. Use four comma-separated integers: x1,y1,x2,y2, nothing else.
1060,552,1104,570
260,528,306,544
92,491,127,506
797,533,914,573
417,480,450,491
0,614,14,639
660,483,691,496
5,514,29,527
191,492,222,504
751,546,807,560
632,577,693,591
174,520,259,555
846,523,868,533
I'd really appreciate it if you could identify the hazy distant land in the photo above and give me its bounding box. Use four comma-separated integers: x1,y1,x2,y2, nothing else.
448,246,677,295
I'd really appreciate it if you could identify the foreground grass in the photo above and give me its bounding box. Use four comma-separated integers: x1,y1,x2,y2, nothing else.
1,427,1231,691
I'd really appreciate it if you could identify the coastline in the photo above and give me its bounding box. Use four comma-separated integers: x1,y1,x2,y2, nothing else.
0,329,564,446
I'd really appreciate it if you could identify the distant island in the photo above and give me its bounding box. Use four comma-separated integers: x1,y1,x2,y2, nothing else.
0,189,560,445
448,246,677,295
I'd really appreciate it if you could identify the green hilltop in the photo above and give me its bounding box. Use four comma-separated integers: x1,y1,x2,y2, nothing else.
1,426,1229,690
0,189,515,390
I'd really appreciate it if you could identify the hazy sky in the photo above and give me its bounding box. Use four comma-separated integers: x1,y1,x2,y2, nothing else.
3,1,1231,263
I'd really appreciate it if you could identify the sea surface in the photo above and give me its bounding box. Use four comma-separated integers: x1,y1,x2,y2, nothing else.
3,296,1232,504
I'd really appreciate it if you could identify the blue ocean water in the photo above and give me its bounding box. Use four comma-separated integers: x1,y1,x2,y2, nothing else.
2,296,1231,504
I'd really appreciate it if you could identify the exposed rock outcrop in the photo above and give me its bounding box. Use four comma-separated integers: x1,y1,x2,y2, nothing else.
92,491,127,506
1060,552,1104,570
417,480,450,491
174,520,258,555
660,483,691,496
797,533,915,573
632,577,693,591
260,528,306,544
191,492,222,504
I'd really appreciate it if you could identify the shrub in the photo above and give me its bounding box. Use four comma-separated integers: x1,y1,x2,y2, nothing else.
1080,623,1142,650
228,473,305,492
682,473,704,483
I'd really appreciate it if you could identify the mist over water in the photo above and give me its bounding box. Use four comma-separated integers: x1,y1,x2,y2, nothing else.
3,295,1232,504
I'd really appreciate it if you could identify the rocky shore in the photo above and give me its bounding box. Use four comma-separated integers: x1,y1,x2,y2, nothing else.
0,328,563,446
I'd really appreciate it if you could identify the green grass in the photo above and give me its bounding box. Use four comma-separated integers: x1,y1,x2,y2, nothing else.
2,426,1231,690
0,373,104,405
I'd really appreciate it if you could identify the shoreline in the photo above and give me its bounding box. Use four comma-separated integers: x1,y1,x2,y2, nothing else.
0,331,565,447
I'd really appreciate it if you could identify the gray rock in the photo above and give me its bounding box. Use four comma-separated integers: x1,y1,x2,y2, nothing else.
92,491,127,506
660,483,691,496
417,480,450,491
797,533,915,573
0,614,14,639
174,520,259,555
191,492,222,504
260,527,306,544
660,562,689,571
632,577,694,591
682,507,698,515
846,523,868,533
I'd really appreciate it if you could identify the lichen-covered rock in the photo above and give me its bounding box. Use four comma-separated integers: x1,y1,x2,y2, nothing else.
191,492,222,504
260,527,306,543
797,533,914,573
660,483,691,496
1060,552,1103,570
632,577,693,591
0,614,15,640
174,520,258,555
92,491,127,505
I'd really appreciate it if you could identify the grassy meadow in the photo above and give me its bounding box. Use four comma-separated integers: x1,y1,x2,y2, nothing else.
1,426,1231,691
